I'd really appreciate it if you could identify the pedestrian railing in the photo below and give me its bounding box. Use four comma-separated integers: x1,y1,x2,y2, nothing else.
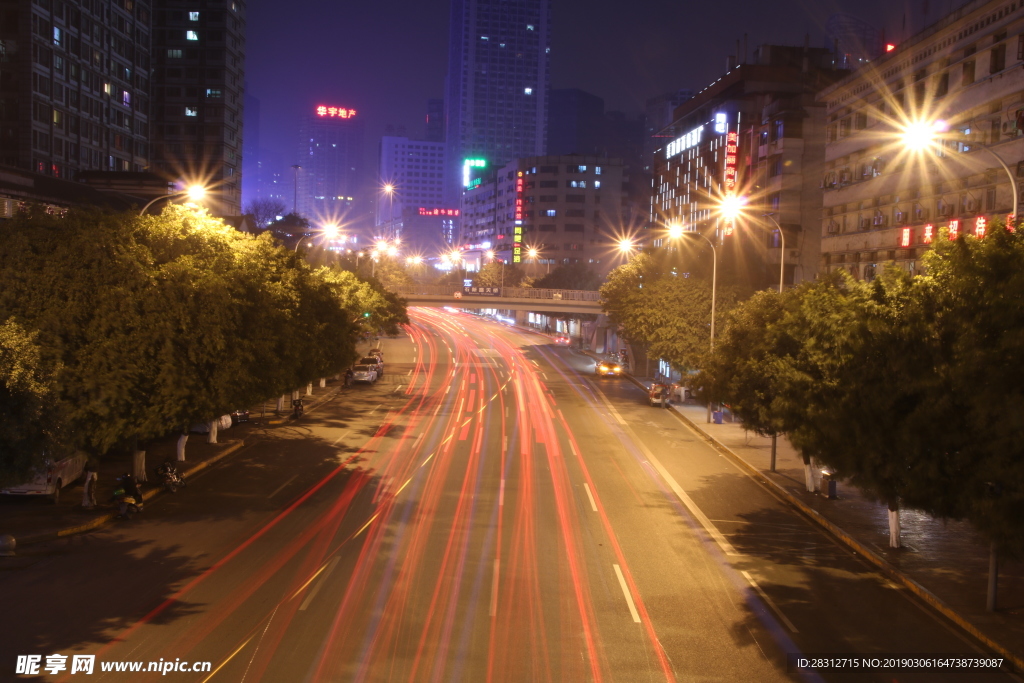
392,285,601,302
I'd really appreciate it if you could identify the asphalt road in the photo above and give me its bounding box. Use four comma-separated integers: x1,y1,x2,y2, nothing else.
1,308,1017,682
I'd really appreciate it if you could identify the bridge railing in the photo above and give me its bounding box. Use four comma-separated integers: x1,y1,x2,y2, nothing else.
392,285,601,302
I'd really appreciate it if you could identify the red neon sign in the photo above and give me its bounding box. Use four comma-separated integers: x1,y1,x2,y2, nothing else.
418,208,459,216
975,215,987,238
900,227,912,248
948,219,960,240
513,171,524,263
922,224,934,244
723,131,738,236
315,105,357,119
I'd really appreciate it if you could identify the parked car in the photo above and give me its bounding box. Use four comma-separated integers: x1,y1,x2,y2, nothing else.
0,452,88,504
595,361,623,377
648,383,669,407
352,364,378,384
359,355,384,376
230,409,250,424
368,348,384,360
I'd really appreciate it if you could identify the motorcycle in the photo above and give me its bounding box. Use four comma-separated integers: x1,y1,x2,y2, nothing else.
155,461,187,493
113,473,144,519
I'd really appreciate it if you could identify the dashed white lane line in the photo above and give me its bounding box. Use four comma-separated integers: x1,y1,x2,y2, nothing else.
613,564,641,623
740,570,799,633
299,556,340,611
268,475,297,499
582,483,598,512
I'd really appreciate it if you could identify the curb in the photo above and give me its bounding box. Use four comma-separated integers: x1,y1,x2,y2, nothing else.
664,402,1023,673
13,440,249,548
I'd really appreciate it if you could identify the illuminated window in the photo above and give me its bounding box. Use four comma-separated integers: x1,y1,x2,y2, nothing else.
545,209,557,217
122,91,131,106
527,24,535,30
189,11,200,20
167,49,183,58
524,87,533,95
185,106,198,117
594,180,601,189
205,88,222,98
103,82,112,95
53,27,64,47
186,30,199,41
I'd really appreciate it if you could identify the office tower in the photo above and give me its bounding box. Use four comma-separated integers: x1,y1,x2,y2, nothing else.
241,87,258,205
0,0,152,178
151,0,246,215
378,135,449,248
444,0,551,205
425,98,444,142
296,104,365,225
547,88,604,156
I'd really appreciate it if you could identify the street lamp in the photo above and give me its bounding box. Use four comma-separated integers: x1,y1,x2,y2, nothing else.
667,222,718,423
485,249,506,291
762,213,786,293
138,184,206,216
616,237,637,256
900,119,1018,221
294,223,340,252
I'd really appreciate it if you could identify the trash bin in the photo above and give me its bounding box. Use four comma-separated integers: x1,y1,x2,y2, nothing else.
712,411,723,424
821,470,837,499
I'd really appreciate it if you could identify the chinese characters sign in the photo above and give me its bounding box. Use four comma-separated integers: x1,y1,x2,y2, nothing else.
723,131,738,236
315,105,357,119
513,171,524,263
418,208,460,216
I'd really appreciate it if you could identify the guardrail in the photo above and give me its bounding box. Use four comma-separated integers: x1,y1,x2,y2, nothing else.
392,285,601,302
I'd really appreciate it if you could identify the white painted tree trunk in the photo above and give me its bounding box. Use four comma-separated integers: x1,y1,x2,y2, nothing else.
803,462,816,492
306,382,313,395
207,419,218,444
292,389,300,401
132,449,147,481
176,433,188,462
319,377,326,388
277,395,285,412
888,501,902,548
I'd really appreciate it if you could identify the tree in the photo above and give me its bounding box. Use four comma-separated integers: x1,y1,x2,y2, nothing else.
474,262,528,288
533,262,602,290
244,198,287,230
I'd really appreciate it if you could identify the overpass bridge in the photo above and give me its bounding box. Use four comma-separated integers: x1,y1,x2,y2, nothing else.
391,285,604,315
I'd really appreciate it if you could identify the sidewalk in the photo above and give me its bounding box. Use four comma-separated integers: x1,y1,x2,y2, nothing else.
621,369,1023,668
0,375,350,549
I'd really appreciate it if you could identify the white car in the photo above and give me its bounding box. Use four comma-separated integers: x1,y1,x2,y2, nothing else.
1,452,88,505
352,364,378,384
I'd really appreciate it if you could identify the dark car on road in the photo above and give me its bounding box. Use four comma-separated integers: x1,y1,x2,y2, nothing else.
595,361,623,377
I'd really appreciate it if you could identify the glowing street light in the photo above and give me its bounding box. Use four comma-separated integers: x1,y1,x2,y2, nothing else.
666,222,685,240
718,193,746,222
617,238,636,254
138,184,207,216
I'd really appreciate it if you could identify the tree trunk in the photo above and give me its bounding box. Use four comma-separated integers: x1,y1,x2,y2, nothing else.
888,497,901,548
306,382,313,396
802,453,816,492
319,377,326,388
987,541,999,612
131,436,147,482
292,389,300,401
207,418,218,444
770,434,777,472
176,433,188,462
277,395,285,413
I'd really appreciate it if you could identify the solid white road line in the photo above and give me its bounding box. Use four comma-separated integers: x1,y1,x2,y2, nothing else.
592,388,739,556
613,564,641,623
330,429,352,446
582,483,598,512
740,570,799,633
268,475,297,499
299,556,340,611
489,559,500,617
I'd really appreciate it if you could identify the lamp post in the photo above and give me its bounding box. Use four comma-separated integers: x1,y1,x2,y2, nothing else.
902,120,1018,222
383,183,396,240
762,213,786,293
138,184,206,216
668,222,718,423
294,223,340,253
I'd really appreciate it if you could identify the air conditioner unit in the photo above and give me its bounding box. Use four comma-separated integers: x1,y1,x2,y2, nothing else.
827,221,840,234
859,217,871,229
873,214,887,226
964,199,978,212
937,204,950,217
914,207,928,220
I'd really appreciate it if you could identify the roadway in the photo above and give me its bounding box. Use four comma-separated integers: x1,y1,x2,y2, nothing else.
0,308,1014,682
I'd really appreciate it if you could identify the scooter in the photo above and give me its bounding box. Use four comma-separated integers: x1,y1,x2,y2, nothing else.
112,488,143,519
155,461,187,493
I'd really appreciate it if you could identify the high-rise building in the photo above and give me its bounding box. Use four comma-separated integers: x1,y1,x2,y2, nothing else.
241,87,259,206
378,136,449,249
0,0,152,180
425,98,444,142
547,89,604,156
444,0,551,206
644,88,695,169
296,104,365,226
150,0,246,215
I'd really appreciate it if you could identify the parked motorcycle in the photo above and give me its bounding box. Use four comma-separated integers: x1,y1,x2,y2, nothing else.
155,461,187,493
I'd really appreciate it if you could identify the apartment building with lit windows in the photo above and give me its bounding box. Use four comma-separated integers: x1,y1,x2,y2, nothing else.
0,0,152,180
818,0,1024,280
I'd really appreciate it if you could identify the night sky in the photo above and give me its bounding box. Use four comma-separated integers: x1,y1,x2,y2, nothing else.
244,0,933,202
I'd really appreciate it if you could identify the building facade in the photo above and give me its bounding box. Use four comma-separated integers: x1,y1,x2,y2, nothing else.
377,135,448,241
444,0,551,207
295,104,364,226
462,154,623,275
818,0,1024,281
0,0,152,180
652,45,844,287
150,0,246,215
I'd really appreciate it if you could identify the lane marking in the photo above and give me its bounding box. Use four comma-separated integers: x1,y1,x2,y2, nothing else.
200,633,257,683
613,564,641,623
268,475,297,499
541,372,548,381
370,403,383,413
740,570,799,633
489,559,500,617
393,385,404,393
330,429,353,446
594,388,738,556
582,483,598,512
299,556,341,611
